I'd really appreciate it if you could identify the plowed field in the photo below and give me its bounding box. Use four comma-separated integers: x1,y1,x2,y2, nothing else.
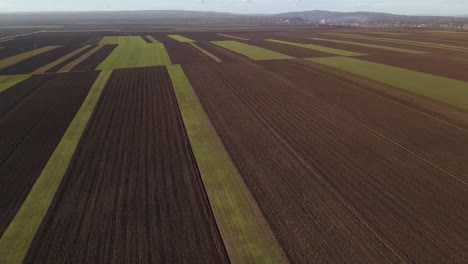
183,61,468,263
23,67,228,264
0,71,98,236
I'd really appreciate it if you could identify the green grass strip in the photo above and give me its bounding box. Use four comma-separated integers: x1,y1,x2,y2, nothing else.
212,40,293,60
310,38,427,54
322,33,468,52
188,42,222,62
266,39,366,56
167,34,195,43
98,36,171,70
98,36,119,45
146,35,160,43
308,56,468,109
0,46,61,70
33,45,92,74
0,75,30,93
218,33,249,41
167,65,288,264
0,70,113,264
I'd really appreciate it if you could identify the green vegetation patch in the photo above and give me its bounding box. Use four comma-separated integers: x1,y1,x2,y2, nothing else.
0,46,61,70
323,33,468,52
98,36,119,45
211,40,293,60
167,64,287,264
0,70,113,264
218,33,249,41
167,34,195,43
309,56,468,110
97,36,171,70
310,37,427,54
266,39,366,56
0,75,30,93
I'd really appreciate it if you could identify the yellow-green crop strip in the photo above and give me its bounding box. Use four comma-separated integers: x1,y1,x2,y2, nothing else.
33,45,92,74
0,75,30,93
308,56,468,110
0,46,61,70
167,34,195,43
266,39,366,56
321,33,468,52
98,36,171,70
167,65,288,264
59,45,104,72
98,36,119,45
212,40,293,60
146,35,160,43
309,38,427,54
0,70,113,264
218,33,249,41
188,42,222,62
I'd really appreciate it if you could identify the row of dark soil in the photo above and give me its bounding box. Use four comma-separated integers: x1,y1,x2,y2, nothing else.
24,67,228,264
0,72,98,237
71,44,117,71
0,46,81,74
184,61,468,263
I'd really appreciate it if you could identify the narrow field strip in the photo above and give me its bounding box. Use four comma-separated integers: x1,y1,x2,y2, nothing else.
146,35,160,43
189,42,222,62
266,39,366,56
323,33,468,52
98,36,119,45
167,64,288,264
0,70,112,264
98,36,171,69
33,45,92,74
0,46,61,70
0,75,30,93
310,38,427,54
308,56,468,110
212,40,293,60
218,33,249,40
58,45,104,72
167,34,195,43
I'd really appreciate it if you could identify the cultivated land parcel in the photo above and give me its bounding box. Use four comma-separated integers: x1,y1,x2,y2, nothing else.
0,27,468,264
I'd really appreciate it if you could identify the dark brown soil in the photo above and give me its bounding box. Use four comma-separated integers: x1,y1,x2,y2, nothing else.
154,35,213,64
358,53,468,82
0,71,98,237
46,45,96,73
140,35,152,43
184,61,468,263
0,46,82,74
72,44,117,71
24,67,228,264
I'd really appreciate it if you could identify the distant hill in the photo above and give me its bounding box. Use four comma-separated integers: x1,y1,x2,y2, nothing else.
1,9,467,27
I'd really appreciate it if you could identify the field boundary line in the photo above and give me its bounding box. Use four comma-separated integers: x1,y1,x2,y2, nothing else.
188,42,222,62
33,45,92,74
0,70,113,264
167,64,289,264
293,59,468,134
0,46,61,70
58,45,104,72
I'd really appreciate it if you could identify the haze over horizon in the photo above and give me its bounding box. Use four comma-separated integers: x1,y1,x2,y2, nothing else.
0,0,466,16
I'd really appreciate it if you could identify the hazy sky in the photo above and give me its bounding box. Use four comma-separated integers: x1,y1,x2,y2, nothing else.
0,0,466,15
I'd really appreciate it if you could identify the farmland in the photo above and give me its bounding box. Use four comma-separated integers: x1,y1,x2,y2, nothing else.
0,26,468,264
